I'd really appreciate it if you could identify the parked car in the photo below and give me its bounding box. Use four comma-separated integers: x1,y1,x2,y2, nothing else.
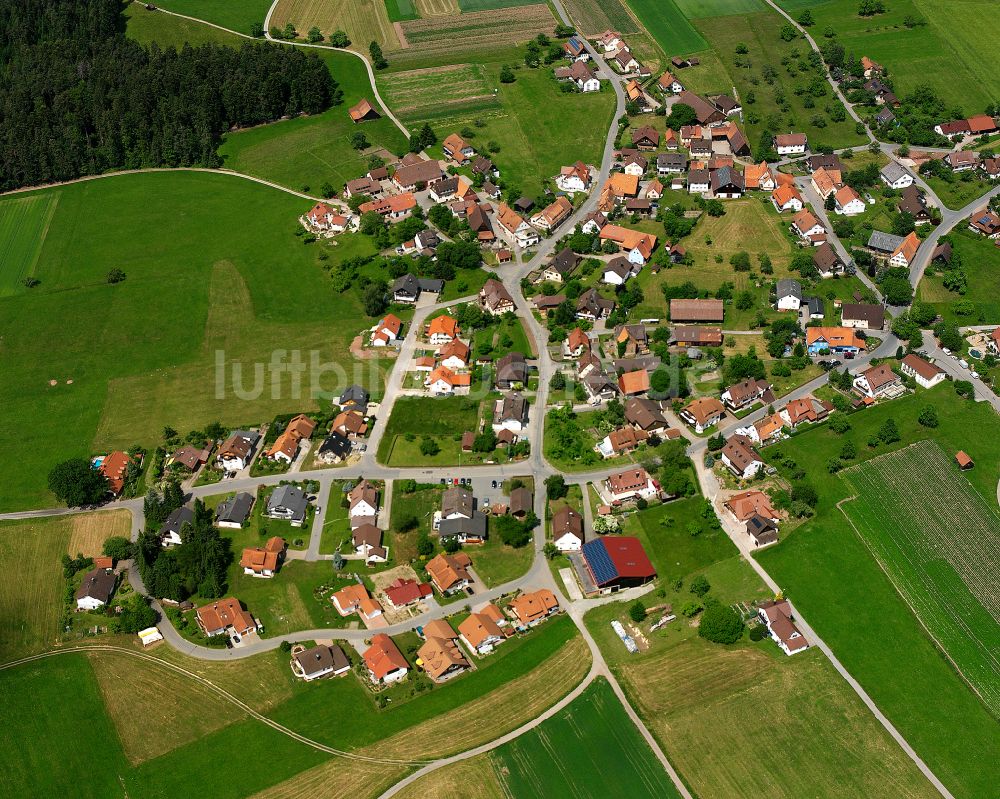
491,480,497,488
960,359,969,369
942,347,951,355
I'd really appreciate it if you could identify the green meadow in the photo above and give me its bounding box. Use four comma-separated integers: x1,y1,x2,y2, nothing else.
624,0,709,54
145,0,273,34
0,172,384,512
0,193,58,296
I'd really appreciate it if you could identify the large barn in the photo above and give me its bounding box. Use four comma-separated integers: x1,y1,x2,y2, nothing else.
582,536,656,592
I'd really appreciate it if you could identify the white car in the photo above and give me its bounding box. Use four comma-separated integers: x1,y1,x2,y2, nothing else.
972,371,980,379
959,359,969,369
942,347,951,355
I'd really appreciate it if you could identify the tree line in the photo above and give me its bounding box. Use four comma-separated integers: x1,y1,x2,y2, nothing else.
0,0,338,190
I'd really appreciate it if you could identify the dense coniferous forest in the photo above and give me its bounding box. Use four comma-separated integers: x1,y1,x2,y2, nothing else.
0,0,338,190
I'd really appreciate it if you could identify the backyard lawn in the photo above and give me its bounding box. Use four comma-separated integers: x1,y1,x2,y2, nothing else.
377,395,492,466
918,229,1000,323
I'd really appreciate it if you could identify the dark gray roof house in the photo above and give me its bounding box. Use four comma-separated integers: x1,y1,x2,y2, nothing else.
438,512,488,540
495,352,530,389
776,278,802,303
266,485,309,526
216,492,255,527
867,230,904,254
76,567,116,606
160,506,195,540
338,385,369,409
442,485,475,519
317,432,352,463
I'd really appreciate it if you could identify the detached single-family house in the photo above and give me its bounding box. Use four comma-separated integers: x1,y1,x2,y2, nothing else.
265,485,309,527
722,378,774,411
720,434,765,479
625,397,668,434
240,536,285,578
160,506,195,547
418,629,470,683
773,133,808,155
458,605,508,654
426,365,471,395
563,35,589,61
442,132,475,163
510,589,559,627
900,353,946,389
496,203,539,248
781,396,834,427
556,161,593,193
791,210,825,242
76,567,116,611
680,397,726,433
217,430,260,472
880,162,913,190
493,393,529,433
853,362,903,399
810,167,840,199
349,480,379,517
531,196,573,231
425,552,473,594
603,256,638,286
551,505,584,551
969,210,1000,238
840,303,884,330
598,225,657,265
316,432,352,464
196,598,258,639
216,492,255,529
812,242,843,277
605,468,658,503
834,185,866,216
776,278,802,311
364,634,409,684
758,600,808,655
428,314,460,345
806,326,864,356
384,577,433,609
294,644,350,681
771,184,803,212
576,288,616,321
479,278,517,315
631,125,660,151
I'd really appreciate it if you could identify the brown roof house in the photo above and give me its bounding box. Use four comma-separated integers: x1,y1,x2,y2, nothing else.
852,362,903,400
680,397,726,433
758,600,808,655
721,378,773,411
293,644,350,681
719,434,764,479
510,589,559,627
551,505,585,551
458,604,509,654
425,552,473,594
417,622,470,683
363,634,409,684
670,298,724,323
240,536,286,578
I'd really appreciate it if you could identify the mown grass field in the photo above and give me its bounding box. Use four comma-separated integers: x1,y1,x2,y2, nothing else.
126,2,243,46
777,0,999,112
393,757,506,799
840,440,1000,716
490,677,683,798
625,0,709,54
146,0,272,33
0,172,386,512
618,641,940,799
458,0,540,10
377,395,483,465
385,0,421,22
674,0,764,16
0,511,130,663
918,230,1000,323
691,9,866,151
757,387,1000,799
381,63,501,121
0,193,58,296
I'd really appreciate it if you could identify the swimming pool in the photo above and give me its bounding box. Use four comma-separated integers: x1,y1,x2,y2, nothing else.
91,456,105,469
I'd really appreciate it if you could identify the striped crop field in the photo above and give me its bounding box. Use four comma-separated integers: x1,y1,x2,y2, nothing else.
0,192,58,296
381,63,500,122
560,0,641,35
840,439,1000,715
398,4,555,56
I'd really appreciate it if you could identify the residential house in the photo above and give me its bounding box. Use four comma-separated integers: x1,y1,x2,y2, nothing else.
168,444,211,472
745,162,775,191
720,434,764,479
216,492,255,529
266,414,316,464
479,278,516,315
364,634,409,684
293,645,350,681
339,386,369,410
458,605,508,654
509,486,533,519
564,326,591,358
425,552,473,594
605,172,640,199
631,125,660,150
265,485,309,527
670,298,724,323
316,432,352,464
890,231,920,267
531,196,573,231
624,79,649,111
418,630,470,683
676,90,725,126
160,506,194,547
840,303,884,330
345,176,381,198
687,167,710,194
442,132,475,163
332,583,371,616
710,166,744,199
352,523,388,564
900,353,946,388
613,324,648,357
776,278,802,311
427,314,460,345
392,159,444,192
713,94,741,116
657,71,684,94
98,450,135,496
540,249,581,285
605,468,658,502
806,326,864,356
495,352,529,389
556,161,594,193
853,362,903,399
582,536,656,592
597,425,649,459
576,288,616,321
493,393,529,433
758,600,808,655
597,29,623,52
75,567,116,611
806,154,844,173
331,410,368,438
722,377,774,411
371,313,402,347
810,167,840,199
195,598,258,640
625,397,668,434
979,158,1000,180
725,489,779,523
791,209,826,243
359,193,417,220
880,162,913,189
969,210,1000,238
599,225,657,265
618,369,650,396
391,273,443,304
813,242,843,277
384,577,432,609
771,184,803,212
657,152,687,175
773,133,808,154
945,151,980,172
558,61,600,92
510,589,559,627
603,256,638,285
240,536,285,578
781,396,834,427
680,396,726,433
672,325,723,347
834,185,866,216
426,365,471,395
563,35,589,61
897,185,931,225
622,152,647,176
349,480,379,518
